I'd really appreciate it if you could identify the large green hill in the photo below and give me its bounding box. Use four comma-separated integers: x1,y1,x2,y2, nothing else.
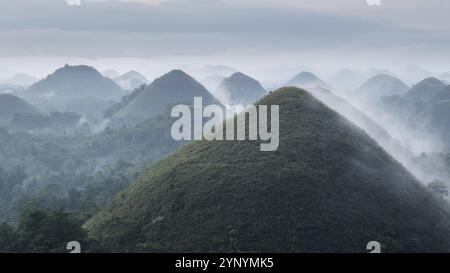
85,87,450,253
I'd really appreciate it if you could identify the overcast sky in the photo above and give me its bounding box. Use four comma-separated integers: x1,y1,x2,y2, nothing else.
0,0,449,79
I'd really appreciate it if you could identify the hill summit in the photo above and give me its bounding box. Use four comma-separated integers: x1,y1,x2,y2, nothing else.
355,74,409,101
86,87,450,252
114,71,149,91
25,64,123,100
286,71,331,90
113,70,222,123
215,72,267,105
403,77,446,104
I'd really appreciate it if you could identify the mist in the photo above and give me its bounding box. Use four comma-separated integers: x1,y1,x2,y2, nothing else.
1,0,450,254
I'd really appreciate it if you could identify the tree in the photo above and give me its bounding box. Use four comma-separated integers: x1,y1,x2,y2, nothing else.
0,222,18,253
427,179,449,199
15,208,89,253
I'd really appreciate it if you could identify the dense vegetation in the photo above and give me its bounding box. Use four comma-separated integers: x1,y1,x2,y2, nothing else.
0,110,183,223
1,65,449,253
0,207,99,253
86,87,450,252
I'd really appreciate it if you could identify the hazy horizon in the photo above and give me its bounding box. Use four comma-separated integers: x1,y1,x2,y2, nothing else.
0,0,449,83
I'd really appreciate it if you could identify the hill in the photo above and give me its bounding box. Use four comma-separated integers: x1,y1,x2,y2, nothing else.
439,72,450,83
25,65,123,101
201,74,225,91
286,71,331,90
215,72,267,105
0,84,26,95
113,70,222,124
355,74,409,101
0,73,39,86
0,94,38,126
309,87,407,158
403,78,446,105
85,87,450,252
114,71,149,91
413,100,450,146
410,84,450,146
103,69,121,79
427,85,450,104
365,68,396,78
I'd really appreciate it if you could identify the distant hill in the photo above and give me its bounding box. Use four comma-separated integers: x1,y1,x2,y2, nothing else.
114,71,149,91
413,100,450,146
365,68,396,78
408,84,450,146
215,72,267,105
309,87,408,160
86,87,450,252
0,94,38,126
403,77,446,105
330,69,365,92
439,72,450,83
400,66,434,84
355,74,409,101
286,71,331,90
201,65,237,77
25,65,123,101
0,84,26,95
380,78,450,149
103,69,121,79
0,73,39,87
428,85,450,103
112,70,222,124
201,74,225,91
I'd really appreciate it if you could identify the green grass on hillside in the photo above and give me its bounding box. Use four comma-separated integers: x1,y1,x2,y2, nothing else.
85,87,450,253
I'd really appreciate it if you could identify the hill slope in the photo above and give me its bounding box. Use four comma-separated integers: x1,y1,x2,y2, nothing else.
86,87,450,253
114,71,149,91
113,70,222,123
286,71,331,90
309,87,407,157
414,100,450,143
0,73,39,86
428,85,450,104
215,72,267,105
355,74,409,101
0,94,37,125
25,65,123,100
403,77,446,104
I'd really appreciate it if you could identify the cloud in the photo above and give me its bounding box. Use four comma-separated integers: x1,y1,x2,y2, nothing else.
66,0,82,6
366,0,382,6
0,0,448,71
